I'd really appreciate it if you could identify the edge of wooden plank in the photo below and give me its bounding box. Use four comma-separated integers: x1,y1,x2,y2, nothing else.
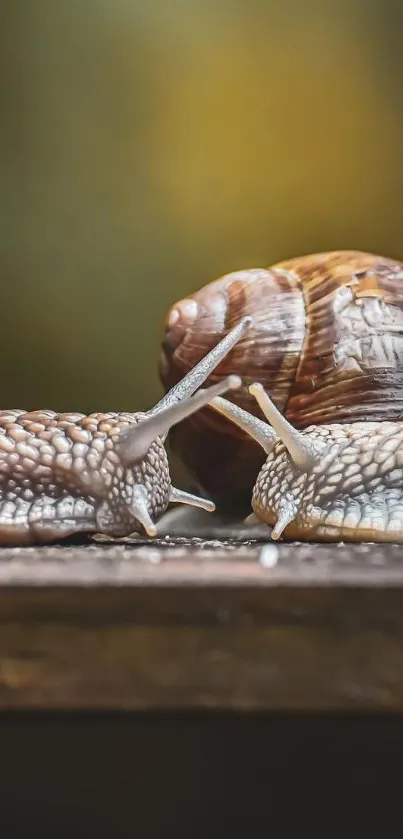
0,542,402,712
0,540,401,587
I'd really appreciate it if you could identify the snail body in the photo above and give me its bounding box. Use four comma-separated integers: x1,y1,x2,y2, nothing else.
160,250,403,509
209,386,403,542
0,319,250,545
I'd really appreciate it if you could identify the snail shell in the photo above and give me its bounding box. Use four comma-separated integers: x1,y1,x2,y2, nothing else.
159,250,403,510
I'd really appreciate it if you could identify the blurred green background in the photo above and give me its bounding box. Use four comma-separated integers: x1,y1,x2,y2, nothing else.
2,0,403,412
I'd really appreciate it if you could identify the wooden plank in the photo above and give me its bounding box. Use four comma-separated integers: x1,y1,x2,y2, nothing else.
0,539,403,711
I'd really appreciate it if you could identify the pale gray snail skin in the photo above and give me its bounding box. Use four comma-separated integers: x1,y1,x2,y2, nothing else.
0,318,251,545
209,384,403,543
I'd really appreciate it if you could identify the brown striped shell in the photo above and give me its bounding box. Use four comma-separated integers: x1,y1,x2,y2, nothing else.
159,250,403,510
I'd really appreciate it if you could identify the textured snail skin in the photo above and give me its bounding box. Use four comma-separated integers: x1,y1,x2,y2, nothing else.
252,421,403,542
0,318,250,545
160,250,403,508
0,410,170,545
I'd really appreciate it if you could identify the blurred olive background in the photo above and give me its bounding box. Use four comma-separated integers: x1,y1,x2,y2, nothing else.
2,0,403,413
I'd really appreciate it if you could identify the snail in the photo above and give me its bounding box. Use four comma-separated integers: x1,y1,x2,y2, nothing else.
160,250,403,513
207,382,403,542
0,318,251,545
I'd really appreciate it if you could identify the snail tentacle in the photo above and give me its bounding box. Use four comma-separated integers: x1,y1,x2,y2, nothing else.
117,375,242,465
130,485,157,537
209,394,276,454
271,498,299,540
153,315,252,414
248,383,325,469
169,487,215,513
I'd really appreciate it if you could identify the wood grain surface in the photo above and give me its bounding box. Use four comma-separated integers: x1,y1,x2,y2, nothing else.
0,536,403,711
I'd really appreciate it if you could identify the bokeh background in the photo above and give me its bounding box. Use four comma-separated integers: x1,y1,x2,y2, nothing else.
2,0,403,413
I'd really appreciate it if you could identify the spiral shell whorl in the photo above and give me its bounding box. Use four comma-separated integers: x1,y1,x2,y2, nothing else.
160,267,305,413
